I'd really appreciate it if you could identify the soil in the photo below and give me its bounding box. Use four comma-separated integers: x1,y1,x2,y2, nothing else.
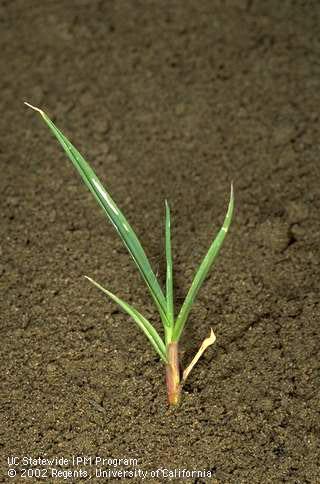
1,1,319,483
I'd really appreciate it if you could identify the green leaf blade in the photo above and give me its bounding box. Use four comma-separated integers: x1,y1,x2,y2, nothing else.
85,276,167,363
173,184,234,342
26,103,169,327
165,200,174,327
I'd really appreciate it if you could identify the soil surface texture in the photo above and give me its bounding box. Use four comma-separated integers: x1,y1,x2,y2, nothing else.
1,1,319,483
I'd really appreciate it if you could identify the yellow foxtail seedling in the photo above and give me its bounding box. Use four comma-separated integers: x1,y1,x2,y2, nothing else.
25,102,234,406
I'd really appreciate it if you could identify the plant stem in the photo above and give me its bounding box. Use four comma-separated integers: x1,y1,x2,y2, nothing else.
166,342,181,405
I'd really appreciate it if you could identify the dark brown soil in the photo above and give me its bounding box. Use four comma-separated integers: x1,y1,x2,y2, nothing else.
1,1,319,483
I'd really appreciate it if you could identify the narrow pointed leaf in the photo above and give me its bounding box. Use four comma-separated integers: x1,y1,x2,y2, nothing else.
165,200,174,326
85,276,167,363
25,103,168,327
173,184,234,341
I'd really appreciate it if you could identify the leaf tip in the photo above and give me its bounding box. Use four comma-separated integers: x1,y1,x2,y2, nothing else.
208,328,216,345
24,101,45,117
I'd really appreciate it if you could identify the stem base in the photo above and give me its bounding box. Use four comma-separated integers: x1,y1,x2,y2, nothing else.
166,342,181,405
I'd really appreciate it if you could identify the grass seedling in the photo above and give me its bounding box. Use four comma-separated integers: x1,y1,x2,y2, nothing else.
25,102,234,406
